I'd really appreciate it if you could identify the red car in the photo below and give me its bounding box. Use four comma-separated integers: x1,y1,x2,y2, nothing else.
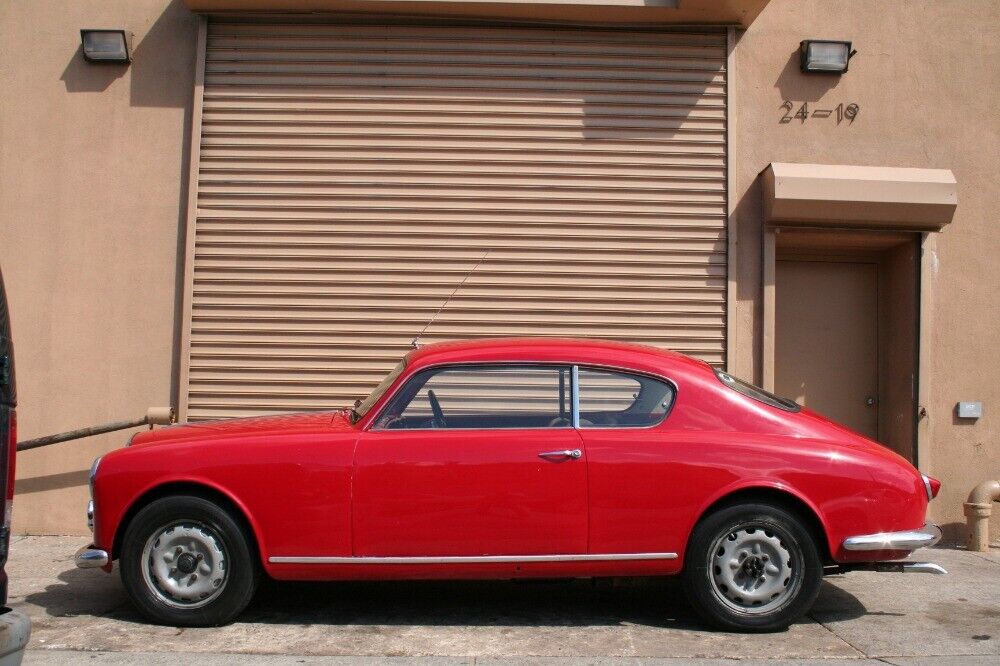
77,338,943,631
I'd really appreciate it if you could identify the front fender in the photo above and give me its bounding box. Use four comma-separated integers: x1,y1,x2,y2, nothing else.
95,473,268,568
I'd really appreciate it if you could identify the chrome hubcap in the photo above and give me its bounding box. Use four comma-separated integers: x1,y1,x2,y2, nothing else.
709,525,797,614
141,522,228,609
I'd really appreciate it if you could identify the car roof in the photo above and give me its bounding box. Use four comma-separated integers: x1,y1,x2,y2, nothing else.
405,337,712,376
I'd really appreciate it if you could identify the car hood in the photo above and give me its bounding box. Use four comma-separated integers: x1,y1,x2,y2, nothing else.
128,411,353,448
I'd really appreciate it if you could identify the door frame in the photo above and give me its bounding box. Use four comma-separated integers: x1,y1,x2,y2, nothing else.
762,227,928,465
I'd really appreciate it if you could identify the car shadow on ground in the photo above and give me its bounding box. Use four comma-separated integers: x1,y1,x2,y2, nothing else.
25,565,870,632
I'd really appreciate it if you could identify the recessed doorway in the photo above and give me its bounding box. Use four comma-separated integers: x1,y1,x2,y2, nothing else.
776,259,878,438
772,230,919,461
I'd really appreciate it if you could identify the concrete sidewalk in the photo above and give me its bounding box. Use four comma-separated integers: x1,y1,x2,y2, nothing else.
7,536,1000,664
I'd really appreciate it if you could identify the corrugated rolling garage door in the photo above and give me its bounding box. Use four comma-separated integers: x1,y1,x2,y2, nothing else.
183,20,728,421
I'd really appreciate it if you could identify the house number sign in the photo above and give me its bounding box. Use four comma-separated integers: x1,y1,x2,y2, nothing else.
780,101,859,124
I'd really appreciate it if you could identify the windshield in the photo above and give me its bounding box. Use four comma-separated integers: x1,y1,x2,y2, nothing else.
714,369,800,412
352,359,407,422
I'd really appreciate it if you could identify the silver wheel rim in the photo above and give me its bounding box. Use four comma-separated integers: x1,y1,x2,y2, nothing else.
708,524,800,615
140,520,229,609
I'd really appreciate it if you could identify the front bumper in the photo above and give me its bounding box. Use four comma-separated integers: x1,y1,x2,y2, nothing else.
74,545,109,569
842,522,942,551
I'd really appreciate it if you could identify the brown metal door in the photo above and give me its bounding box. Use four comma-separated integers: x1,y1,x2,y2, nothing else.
182,21,728,421
775,260,878,438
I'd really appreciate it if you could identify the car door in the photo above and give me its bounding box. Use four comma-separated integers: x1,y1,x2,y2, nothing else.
574,367,681,555
353,363,588,557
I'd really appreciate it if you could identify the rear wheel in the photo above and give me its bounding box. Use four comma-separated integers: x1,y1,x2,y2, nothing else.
119,495,259,626
682,502,822,632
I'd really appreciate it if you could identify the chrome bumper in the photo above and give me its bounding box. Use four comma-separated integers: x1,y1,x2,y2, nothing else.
74,545,109,569
843,522,942,551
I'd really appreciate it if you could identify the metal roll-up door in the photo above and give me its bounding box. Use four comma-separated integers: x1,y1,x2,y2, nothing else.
183,20,728,421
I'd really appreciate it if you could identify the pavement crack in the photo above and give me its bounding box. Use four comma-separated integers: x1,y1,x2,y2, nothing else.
807,611,868,658
966,550,1000,567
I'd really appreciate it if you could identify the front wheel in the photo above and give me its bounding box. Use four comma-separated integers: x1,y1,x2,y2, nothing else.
682,502,822,632
119,495,259,626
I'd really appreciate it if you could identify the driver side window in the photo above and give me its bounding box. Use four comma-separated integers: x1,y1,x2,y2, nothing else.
375,364,572,430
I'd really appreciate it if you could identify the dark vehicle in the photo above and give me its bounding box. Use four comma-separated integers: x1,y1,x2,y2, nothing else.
0,268,30,663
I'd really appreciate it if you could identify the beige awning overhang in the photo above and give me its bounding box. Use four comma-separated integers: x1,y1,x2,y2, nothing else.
762,163,958,232
182,0,772,27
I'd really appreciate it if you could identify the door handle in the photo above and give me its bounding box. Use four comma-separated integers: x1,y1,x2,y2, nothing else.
538,449,582,460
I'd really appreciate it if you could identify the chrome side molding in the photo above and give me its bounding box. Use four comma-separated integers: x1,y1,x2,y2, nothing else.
270,552,678,565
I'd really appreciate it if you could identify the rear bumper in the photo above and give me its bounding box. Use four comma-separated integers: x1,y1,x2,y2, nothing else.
842,522,942,551
74,545,109,569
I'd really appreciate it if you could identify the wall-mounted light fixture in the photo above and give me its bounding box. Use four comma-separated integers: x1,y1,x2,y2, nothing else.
80,29,132,64
800,40,855,74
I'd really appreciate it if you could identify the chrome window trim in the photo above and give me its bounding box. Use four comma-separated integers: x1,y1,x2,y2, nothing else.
571,364,580,429
368,361,572,432
574,365,678,431
269,552,678,565
365,359,679,433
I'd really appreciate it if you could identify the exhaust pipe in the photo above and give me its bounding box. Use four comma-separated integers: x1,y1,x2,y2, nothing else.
901,562,947,575
964,480,1000,552
828,561,947,575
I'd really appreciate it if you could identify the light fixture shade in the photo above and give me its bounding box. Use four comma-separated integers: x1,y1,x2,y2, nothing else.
800,40,853,73
81,29,131,64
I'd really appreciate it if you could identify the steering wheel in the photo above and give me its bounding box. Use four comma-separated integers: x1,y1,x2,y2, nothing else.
427,390,447,428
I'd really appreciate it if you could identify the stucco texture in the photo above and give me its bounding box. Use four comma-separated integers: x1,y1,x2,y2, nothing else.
0,0,198,535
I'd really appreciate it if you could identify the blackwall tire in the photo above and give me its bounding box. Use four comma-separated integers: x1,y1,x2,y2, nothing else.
119,495,259,627
682,502,822,632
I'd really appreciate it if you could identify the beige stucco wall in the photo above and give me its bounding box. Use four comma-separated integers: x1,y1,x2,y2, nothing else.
0,0,198,535
731,0,1000,542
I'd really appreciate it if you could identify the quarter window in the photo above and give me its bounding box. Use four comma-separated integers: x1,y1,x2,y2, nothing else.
375,364,572,430
577,368,674,428
714,370,800,412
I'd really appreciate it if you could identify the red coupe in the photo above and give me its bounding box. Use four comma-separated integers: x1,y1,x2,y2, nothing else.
77,338,943,631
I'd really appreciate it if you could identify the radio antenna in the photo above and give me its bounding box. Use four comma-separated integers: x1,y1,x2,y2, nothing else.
411,249,490,348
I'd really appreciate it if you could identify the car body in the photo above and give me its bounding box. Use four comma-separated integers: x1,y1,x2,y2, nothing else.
0,267,32,664
79,338,942,630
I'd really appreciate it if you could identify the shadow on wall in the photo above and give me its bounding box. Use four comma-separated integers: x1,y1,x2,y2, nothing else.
59,0,197,108
939,521,968,547
14,469,89,495
774,47,843,102
60,46,128,93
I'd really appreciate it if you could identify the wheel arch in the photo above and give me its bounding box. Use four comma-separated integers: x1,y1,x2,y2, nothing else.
686,485,834,565
111,480,265,567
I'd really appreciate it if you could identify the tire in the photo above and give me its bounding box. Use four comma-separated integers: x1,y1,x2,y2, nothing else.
119,495,260,626
682,502,822,632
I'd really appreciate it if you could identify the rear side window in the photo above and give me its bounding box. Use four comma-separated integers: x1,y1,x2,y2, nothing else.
714,370,800,412
577,368,674,428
